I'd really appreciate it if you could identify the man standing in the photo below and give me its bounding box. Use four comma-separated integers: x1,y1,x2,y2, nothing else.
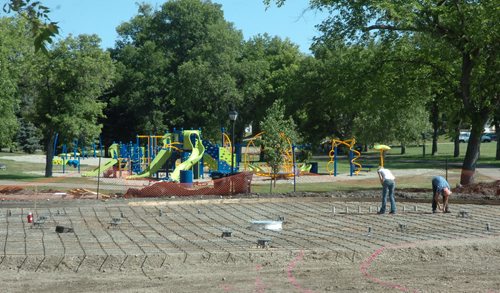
377,167,396,214
432,176,452,213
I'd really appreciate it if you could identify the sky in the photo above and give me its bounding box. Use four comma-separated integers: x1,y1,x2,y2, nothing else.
39,0,328,54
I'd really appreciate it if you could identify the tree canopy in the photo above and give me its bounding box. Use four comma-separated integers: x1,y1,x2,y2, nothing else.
259,99,300,177
0,0,497,185
0,17,34,148
265,0,500,184
107,0,245,141
32,34,115,176
2,0,59,52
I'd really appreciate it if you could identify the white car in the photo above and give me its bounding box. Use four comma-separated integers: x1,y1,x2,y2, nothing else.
459,132,470,143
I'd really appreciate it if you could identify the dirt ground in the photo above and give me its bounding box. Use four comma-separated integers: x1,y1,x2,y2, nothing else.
0,183,500,293
1,153,499,292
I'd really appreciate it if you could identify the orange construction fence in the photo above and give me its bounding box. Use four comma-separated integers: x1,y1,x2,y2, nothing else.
124,172,253,198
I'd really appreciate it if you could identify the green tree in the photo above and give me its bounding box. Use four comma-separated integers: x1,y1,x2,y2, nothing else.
352,39,432,147
32,35,115,177
16,118,41,153
288,39,430,148
108,0,245,141
266,0,500,185
240,34,303,136
259,99,300,182
0,16,35,148
0,19,20,147
2,0,59,52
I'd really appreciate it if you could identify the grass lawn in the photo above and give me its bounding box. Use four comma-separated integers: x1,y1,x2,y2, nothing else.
0,140,498,193
312,142,499,172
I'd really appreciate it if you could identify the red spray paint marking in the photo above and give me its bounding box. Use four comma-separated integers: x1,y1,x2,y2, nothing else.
219,283,234,292
360,246,417,292
287,250,314,293
361,238,500,293
255,264,266,293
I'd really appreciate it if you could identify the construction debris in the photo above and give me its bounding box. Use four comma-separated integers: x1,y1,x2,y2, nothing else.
0,186,23,194
67,188,110,199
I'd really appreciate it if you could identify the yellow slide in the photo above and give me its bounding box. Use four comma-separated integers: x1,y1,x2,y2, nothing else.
170,133,205,182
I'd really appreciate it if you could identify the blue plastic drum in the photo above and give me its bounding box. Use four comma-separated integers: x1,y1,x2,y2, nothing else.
180,170,193,183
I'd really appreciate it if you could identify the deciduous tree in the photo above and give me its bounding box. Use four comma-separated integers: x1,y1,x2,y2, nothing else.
108,0,245,141
0,17,34,148
2,0,59,52
32,35,115,177
266,0,500,184
259,99,300,182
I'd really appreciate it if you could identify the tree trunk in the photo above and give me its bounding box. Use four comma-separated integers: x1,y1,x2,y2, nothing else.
495,120,500,160
459,50,484,186
400,144,406,155
432,130,438,156
460,114,488,185
431,101,439,155
44,132,55,177
453,125,460,157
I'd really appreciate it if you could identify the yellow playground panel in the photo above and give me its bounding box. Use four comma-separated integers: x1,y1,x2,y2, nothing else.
373,144,391,167
327,138,362,176
243,132,309,178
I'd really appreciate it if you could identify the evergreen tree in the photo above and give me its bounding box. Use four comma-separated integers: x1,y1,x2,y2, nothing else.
16,118,42,154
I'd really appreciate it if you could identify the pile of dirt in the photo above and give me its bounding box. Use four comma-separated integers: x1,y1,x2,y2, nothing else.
454,180,500,196
0,185,23,194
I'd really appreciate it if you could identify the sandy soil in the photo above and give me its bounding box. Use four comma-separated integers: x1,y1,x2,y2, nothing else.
1,154,499,292
0,191,499,293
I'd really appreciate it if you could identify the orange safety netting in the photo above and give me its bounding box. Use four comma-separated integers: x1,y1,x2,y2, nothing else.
124,172,253,198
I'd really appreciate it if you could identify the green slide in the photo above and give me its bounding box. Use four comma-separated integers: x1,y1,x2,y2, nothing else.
170,132,205,182
127,147,173,179
82,158,118,177
82,143,119,177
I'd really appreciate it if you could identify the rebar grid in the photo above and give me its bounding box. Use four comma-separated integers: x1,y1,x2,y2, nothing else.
0,199,498,272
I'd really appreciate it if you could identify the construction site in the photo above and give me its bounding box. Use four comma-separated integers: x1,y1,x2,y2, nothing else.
0,179,499,292
0,150,498,292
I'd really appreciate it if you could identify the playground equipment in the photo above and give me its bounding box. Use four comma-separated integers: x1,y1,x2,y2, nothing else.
326,138,362,176
169,130,205,182
202,132,235,176
84,129,239,182
127,134,181,179
242,132,310,178
373,144,391,167
82,143,120,177
51,135,83,173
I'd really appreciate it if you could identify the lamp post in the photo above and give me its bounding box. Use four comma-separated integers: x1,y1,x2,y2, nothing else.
228,110,238,174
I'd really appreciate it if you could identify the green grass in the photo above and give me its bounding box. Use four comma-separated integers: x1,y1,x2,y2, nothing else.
0,157,46,181
310,142,499,172
0,141,498,194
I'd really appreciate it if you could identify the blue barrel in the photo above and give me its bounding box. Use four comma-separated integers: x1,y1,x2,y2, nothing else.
310,162,318,174
180,170,193,183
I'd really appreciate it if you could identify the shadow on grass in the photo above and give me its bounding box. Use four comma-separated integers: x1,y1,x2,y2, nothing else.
0,174,44,180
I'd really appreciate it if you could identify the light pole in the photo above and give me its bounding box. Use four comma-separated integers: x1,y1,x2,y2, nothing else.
228,110,238,174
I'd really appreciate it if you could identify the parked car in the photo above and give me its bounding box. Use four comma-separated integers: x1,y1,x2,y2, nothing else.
459,132,470,143
481,133,497,142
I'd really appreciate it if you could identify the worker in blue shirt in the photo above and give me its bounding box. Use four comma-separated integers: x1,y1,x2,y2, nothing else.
432,176,452,213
